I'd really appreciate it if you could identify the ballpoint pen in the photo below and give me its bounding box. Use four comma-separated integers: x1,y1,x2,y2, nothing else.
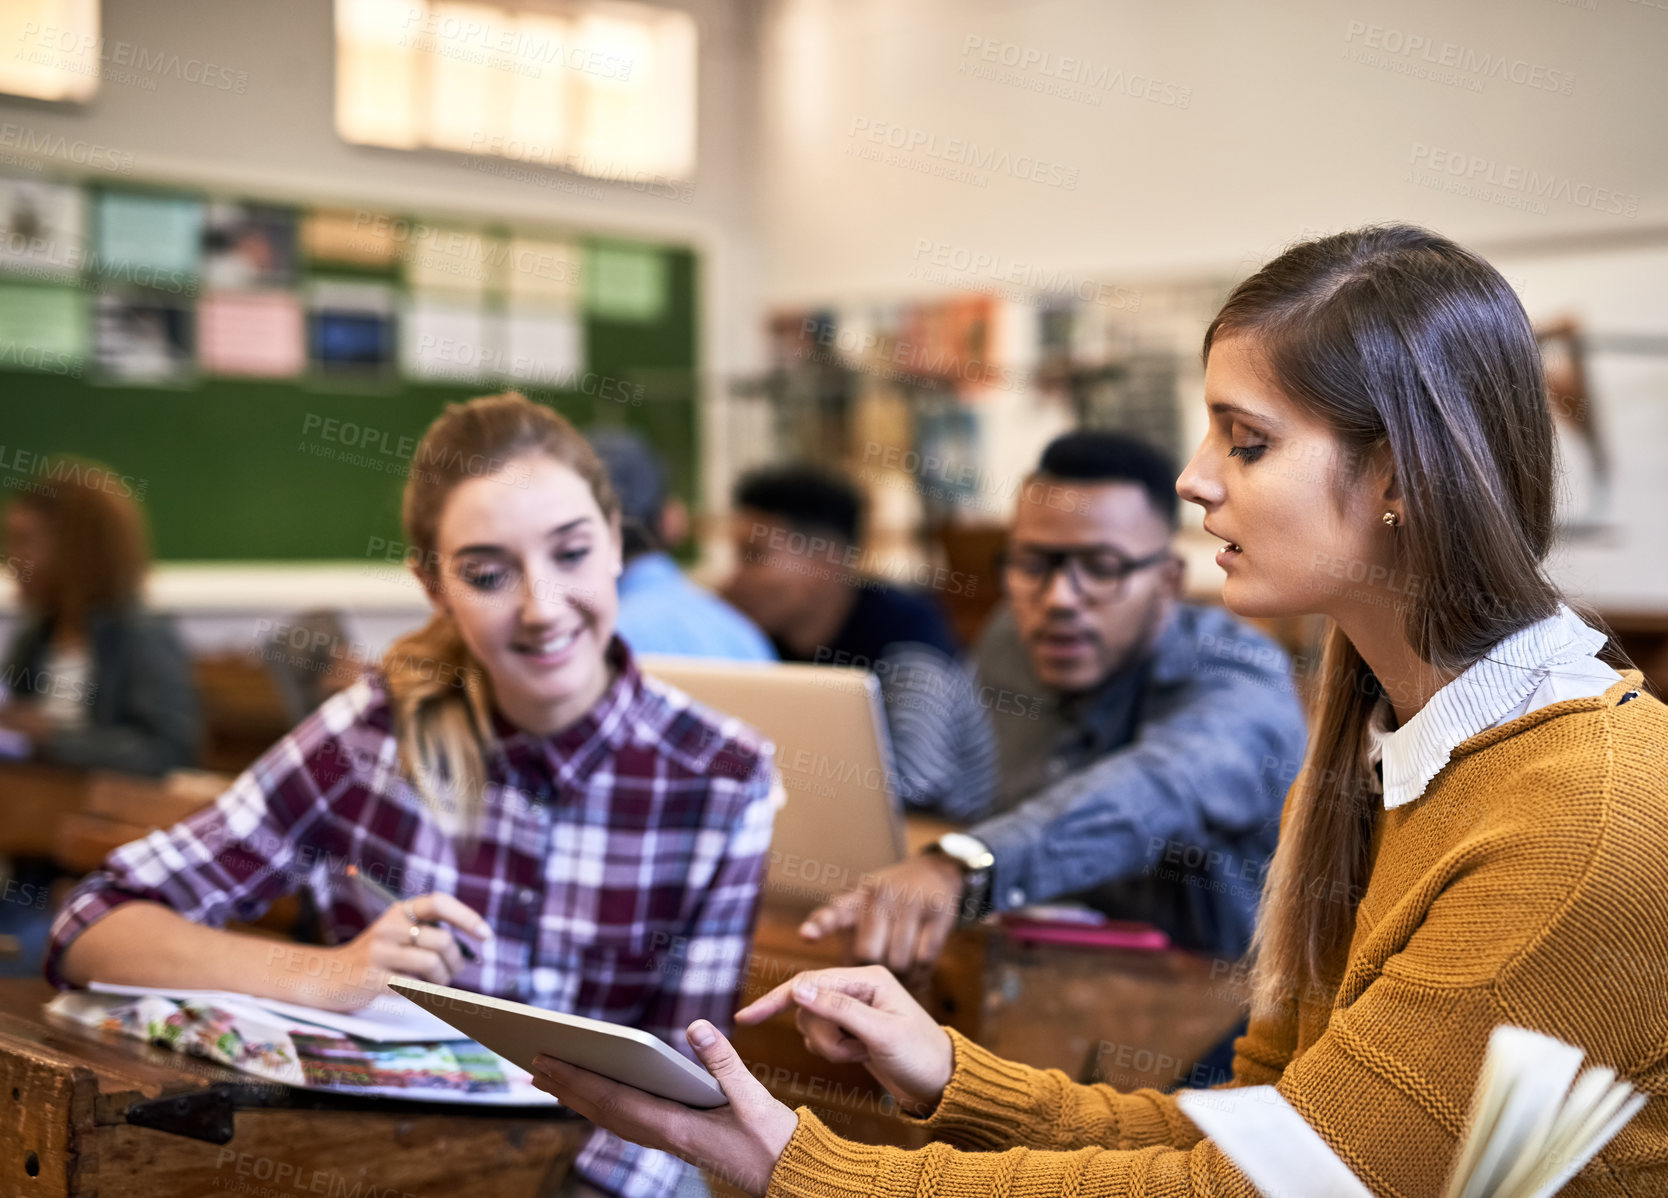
345,864,480,963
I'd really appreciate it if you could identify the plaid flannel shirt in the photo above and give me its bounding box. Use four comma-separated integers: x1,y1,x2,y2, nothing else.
46,641,777,1197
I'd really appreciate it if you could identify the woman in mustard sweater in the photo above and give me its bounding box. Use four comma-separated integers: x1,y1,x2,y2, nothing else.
528,226,1668,1197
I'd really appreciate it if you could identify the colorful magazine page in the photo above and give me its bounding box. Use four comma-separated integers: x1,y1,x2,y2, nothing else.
88,980,461,1042
48,990,557,1107
293,1035,525,1095
49,990,308,1086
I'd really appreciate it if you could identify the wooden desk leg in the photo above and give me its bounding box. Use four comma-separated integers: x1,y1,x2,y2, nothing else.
0,1036,94,1198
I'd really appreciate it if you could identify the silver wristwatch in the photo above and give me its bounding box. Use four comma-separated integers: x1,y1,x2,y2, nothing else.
930,832,996,925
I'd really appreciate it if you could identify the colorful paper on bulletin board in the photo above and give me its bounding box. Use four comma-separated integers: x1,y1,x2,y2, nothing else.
203,202,298,289
95,192,204,279
0,179,86,281
586,243,666,322
199,292,305,377
502,309,582,386
506,237,582,306
309,279,396,371
401,297,491,381
302,208,398,267
0,283,87,371
900,294,994,386
404,226,496,295
310,278,396,316
95,289,193,381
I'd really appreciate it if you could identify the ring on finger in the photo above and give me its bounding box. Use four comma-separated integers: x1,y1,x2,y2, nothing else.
408,922,423,947
404,900,419,924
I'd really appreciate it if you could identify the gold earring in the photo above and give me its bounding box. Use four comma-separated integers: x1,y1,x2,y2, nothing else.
1382,511,1401,527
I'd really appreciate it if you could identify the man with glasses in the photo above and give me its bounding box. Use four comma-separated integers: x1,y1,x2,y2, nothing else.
800,430,1308,972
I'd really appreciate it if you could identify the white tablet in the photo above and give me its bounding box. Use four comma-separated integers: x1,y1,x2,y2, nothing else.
387,977,728,1109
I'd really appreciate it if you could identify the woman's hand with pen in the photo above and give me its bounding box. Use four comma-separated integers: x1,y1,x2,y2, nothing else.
321,893,494,1010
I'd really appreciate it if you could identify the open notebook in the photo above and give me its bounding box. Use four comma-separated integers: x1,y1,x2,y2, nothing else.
1177,1025,1647,1198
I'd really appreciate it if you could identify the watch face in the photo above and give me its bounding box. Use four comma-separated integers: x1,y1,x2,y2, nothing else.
939,833,992,870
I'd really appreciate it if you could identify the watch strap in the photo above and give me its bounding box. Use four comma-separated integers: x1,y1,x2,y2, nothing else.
927,843,995,926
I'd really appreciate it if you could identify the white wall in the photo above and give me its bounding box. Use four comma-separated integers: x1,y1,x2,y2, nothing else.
1506,244,1668,609
757,0,1668,305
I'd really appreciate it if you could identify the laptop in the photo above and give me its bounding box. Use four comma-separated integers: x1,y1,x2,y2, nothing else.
638,656,907,908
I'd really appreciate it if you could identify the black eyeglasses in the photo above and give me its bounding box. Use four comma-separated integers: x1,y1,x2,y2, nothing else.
998,546,1174,605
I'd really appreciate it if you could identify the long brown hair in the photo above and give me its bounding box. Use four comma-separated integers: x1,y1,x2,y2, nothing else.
384,393,619,836
1204,226,1562,1016
11,458,150,634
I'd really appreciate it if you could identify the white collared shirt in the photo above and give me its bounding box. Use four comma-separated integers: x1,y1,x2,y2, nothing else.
1365,605,1624,809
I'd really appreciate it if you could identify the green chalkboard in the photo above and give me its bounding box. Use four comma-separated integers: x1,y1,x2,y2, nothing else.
0,248,699,561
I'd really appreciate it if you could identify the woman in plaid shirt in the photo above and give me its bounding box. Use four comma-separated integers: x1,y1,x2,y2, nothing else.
46,393,779,1197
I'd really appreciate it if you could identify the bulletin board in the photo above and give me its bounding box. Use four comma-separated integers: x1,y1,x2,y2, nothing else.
0,176,700,561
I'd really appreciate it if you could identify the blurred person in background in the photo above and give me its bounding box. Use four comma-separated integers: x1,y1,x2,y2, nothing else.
723,465,995,822
588,427,776,662
0,460,199,775
801,431,1309,973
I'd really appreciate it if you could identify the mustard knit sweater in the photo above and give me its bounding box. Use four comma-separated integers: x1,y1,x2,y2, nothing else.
765,674,1668,1198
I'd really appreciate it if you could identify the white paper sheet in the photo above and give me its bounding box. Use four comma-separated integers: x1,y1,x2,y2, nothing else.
1177,1086,1374,1198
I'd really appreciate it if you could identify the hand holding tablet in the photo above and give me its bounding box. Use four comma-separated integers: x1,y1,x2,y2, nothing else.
387,976,727,1107
388,977,800,1196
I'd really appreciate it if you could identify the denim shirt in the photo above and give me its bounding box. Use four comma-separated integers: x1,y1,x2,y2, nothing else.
969,603,1309,959
614,552,777,663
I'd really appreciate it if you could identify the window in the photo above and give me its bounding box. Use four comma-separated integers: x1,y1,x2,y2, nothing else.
0,0,101,103
335,0,696,185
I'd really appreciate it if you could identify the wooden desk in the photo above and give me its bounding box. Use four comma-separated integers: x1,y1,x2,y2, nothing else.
0,766,299,940
192,653,295,775
0,763,94,859
0,978,586,1198
49,771,230,876
731,898,1249,1148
